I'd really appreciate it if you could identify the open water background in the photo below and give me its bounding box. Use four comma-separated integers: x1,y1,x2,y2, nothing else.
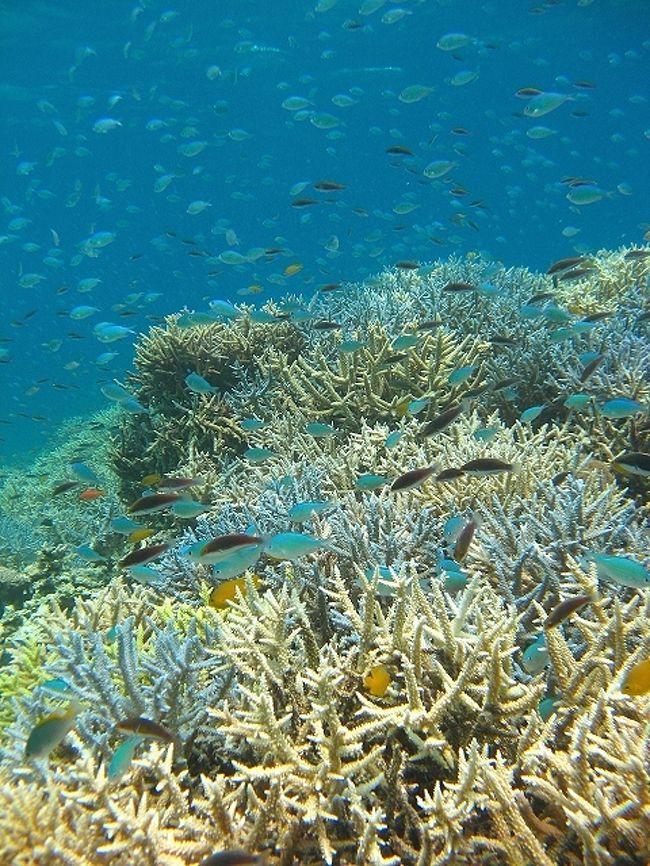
0,0,648,463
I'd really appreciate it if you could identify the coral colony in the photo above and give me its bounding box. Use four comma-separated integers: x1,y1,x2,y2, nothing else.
0,249,649,865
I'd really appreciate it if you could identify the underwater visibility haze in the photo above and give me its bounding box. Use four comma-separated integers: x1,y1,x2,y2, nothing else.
0,1,649,865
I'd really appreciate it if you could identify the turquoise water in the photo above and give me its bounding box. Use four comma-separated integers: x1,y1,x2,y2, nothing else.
0,0,648,462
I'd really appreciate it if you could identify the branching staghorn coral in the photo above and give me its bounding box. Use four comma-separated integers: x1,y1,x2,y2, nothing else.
552,245,650,314
267,323,482,430
111,313,306,486
152,407,648,624
1,248,648,866
110,247,649,498
130,315,305,409
474,468,646,606
2,580,223,768
0,742,257,866
1,548,649,864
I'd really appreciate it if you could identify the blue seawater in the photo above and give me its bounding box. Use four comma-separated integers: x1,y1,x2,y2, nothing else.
0,0,648,461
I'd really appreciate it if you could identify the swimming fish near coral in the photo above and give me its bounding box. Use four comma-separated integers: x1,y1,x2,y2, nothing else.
52,480,80,496
443,515,465,542
621,658,650,696
129,492,183,515
442,281,474,292
119,542,169,569
544,594,591,628
69,461,100,485
25,702,81,759
472,427,499,442
288,500,333,523
420,404,462,437
305,421,338,438
210,544,265,581
240,417,266,431
74,544,107,563
185,371,217,394
459,458,518,476
600,397,646,419
452,515,480,562
128,565,163,585
355,473,390,491
107,735,143,780
115,716,173,742
339,339,365,353
538,695,560,721
128,527,156,544
519,404,545,424
521,635,549,675
391,466,436,492
312,319,341,330
384,430,403,448
264,531,334,561
564,393,592,410
579,353,604,382
610,452,650,477
547,256,589,275
585,553,650,589
447,365,478,386
363,664,392,697
170,500,209,518
435,467,465,483
40,678,72,694
209,574,261,610
110,515,141,534
199,533,265,565
141,473,162,487
244,446,277,462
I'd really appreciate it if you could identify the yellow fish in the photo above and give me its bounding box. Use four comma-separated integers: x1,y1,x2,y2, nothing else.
208,574,261,610
393,397,411,418
25,703,80,759
283,262,304,277
363,664,391,697
128,527,155,544
141,472,162,487
622,658,650,696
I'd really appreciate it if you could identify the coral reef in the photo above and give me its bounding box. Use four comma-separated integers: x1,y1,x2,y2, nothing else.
0,248,648,866
111,315,306,491
2,565,649,865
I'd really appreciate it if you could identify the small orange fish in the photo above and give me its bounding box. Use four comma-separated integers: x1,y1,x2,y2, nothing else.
363,665,391,697
621,658,650,696
208,574,261,610
79,488,105,501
